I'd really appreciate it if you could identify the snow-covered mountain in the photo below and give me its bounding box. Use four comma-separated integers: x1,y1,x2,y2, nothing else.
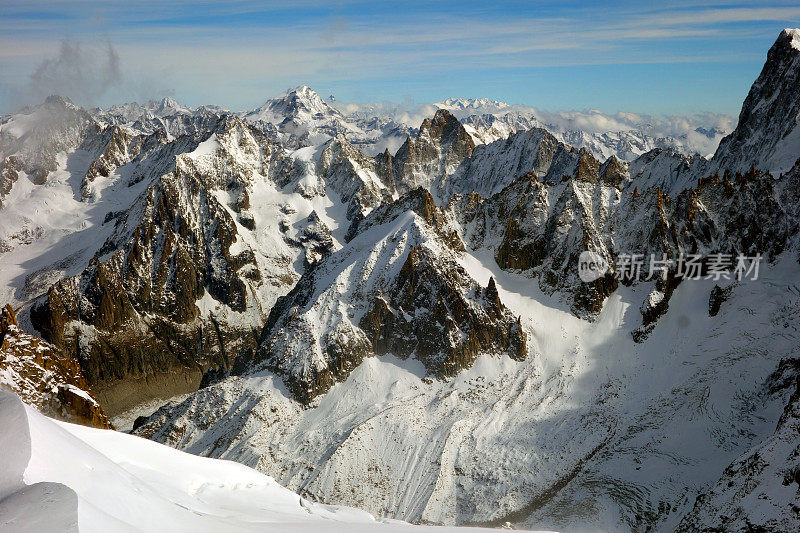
256,90,729,163
95,97,225,140
458,111,728,162
1,28,800,533
435,97,509,112
242,85,360,148
711,28,800,175
243,85,417,157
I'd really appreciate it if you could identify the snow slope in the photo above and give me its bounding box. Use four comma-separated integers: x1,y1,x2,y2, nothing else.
0,391,544,532
134,246,800,531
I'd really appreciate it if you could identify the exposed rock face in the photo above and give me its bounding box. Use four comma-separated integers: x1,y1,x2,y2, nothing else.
249,187,526,404
449,156,800,324
599,155,627,189
28,117,283,415
631,274,680,343
713,29,800,174
0,304,18,345
0,305,110,428
440,128,585,200
621,166,799,337
0,156,20,209
360,249,526,378
450,163,619,317
81,126,143,200
30,165,263,413
317,135,396,220
389,109,476,194
295,211,335,268
708,284,734,317
385,117,597,204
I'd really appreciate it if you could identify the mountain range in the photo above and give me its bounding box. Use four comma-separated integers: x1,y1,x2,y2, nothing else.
2,28,800,532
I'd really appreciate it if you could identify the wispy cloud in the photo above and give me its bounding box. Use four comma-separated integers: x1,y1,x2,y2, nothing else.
1,1,798,113
2,39,120,111
626,6,800,27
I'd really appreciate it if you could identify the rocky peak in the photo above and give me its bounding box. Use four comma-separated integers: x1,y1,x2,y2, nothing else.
43,94,70,108
391,110,475,194
712,28,800,174
599,155,628,189
575,149,601,183
285,85,332,113
252,85,341,121
419,109,472,146
146,96,189,116
242,86,356,148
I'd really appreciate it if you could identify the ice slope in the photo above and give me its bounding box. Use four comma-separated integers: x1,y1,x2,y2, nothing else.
0,391,544,532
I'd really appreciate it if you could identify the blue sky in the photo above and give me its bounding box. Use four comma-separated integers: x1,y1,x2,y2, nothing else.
1,1,799,116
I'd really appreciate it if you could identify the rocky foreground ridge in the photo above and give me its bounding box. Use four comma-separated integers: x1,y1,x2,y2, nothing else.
0,305,110,428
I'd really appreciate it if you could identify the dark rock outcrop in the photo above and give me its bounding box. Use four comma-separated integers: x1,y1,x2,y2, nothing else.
708,284,734,317
387,109,476,194
30,154,264,415
360,249,526,378
297,211,335,268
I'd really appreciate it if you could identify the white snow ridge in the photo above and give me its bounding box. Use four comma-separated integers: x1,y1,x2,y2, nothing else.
0,392,547,532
